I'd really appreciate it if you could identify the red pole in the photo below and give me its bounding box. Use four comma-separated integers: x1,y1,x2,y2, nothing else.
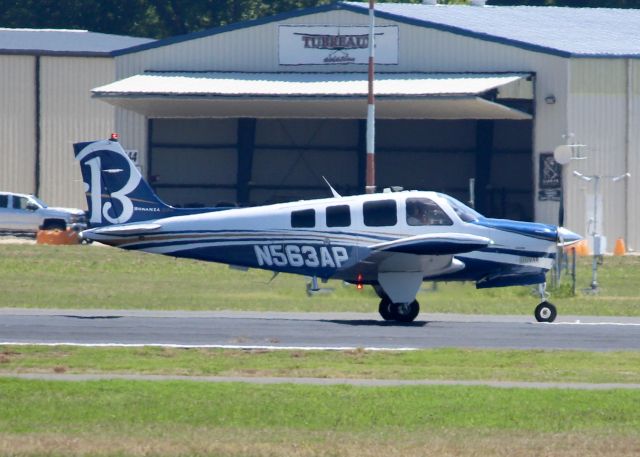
365,0,376,194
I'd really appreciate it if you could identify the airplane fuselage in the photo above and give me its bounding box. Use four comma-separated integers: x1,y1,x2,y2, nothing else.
83,190,557,286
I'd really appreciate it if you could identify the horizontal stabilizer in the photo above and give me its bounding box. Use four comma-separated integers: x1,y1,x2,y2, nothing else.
91,223,162,235
370,233,492,256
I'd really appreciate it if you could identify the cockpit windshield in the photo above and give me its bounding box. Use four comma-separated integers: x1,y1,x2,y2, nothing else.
438,194,483,222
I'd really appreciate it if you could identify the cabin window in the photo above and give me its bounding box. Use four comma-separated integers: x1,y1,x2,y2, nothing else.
291,209,315,228
406,198,453,226
363,200,397,227
326,205,351,227
0,195,7,208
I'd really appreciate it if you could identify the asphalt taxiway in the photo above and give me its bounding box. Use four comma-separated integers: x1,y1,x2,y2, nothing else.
1,309,639,351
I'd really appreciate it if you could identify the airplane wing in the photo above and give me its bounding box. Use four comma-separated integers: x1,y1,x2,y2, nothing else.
369,233,492,255
357,233,491,304
90,223,162,235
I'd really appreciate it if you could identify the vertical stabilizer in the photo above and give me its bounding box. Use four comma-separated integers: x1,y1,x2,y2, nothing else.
73,138,173,227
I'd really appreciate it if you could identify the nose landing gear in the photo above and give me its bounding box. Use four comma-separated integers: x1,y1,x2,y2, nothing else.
535,301,557,322
535,283,557,323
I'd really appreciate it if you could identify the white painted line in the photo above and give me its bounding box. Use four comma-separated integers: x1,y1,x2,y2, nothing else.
0,342,418,351
550,321,640,327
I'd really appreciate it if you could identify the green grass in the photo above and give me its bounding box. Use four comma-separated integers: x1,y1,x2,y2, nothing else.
3,346,640,384
1,378,639,456
2,378,639,433
3,245,639,457
1,244,640,315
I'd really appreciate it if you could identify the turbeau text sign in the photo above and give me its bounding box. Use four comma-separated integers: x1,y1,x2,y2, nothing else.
279,25,399,65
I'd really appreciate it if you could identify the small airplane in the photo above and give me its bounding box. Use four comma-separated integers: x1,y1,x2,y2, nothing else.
74,135,581,323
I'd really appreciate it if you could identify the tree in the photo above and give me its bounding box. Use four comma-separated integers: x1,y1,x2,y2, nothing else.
1,0,639,39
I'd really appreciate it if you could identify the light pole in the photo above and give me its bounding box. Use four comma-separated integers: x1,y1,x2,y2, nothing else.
572,171,630,292
365,0,376,194
552,141,586,286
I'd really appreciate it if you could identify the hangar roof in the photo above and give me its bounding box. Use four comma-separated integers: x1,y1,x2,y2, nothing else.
92,71,529,97
115,2,640,59
92,71,532,120
346,2,640,58
0,28,154,56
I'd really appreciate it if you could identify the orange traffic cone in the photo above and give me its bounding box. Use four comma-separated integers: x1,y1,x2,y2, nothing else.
574,239,590,256
613,238,626,256
36,228,80,245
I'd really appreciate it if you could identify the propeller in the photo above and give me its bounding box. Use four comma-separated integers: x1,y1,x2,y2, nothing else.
557,226,582,247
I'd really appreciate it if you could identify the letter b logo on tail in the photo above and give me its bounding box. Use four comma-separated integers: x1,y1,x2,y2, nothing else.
74,139,170,227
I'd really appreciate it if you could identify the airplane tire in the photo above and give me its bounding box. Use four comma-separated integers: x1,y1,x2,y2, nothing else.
378,298,394,321
534,301,557,323
391,300,420,323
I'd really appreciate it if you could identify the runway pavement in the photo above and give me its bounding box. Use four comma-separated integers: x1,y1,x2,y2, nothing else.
1,308,639,351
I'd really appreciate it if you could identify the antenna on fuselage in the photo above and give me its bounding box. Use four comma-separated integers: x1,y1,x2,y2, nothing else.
267,271,279,284
322,176,342,198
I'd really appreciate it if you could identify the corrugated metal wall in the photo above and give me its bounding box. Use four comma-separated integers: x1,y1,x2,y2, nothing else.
39,56,116,208
118,109,148,175
629,60,640,251
567,58,639,251
0,55,36,194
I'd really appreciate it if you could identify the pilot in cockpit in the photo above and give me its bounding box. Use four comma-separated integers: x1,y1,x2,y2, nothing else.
407,200,430,226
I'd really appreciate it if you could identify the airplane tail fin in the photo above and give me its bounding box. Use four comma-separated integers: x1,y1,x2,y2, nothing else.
73,137,174,227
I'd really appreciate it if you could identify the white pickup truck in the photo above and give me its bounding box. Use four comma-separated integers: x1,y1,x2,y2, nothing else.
0,191,87,235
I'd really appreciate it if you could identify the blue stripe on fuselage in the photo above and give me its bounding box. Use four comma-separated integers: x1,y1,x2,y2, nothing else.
480,246,555,259
88,228,396,243
472,218,558,242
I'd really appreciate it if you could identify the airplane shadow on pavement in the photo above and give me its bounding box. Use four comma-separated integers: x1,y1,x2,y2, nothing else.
319,319,428,327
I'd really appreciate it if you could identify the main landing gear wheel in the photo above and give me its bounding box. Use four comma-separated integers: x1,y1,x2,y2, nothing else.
378,298,395,321
392,300,420,323
534,301,557,323
378,297,420,323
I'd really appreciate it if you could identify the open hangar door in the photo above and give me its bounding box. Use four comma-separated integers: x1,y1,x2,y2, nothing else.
148,116,533,220
148,118,361,207
149,118,238,207
376,118,533,221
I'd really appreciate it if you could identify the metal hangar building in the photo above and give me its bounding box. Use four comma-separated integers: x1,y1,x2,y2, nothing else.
0,28,153,208
93,2,640,251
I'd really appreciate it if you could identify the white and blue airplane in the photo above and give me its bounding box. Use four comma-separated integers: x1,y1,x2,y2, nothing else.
74,135,581,323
